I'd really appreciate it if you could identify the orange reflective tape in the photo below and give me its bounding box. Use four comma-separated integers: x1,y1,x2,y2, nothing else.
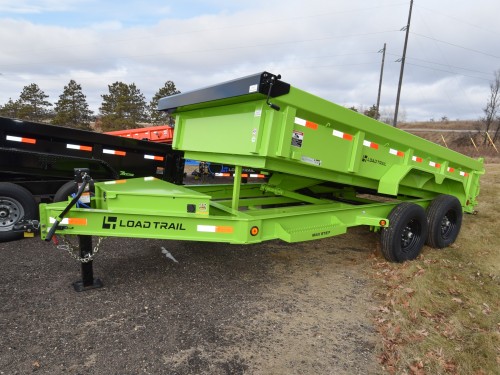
7,135,36,144
215,226,234,233
67,218,88,226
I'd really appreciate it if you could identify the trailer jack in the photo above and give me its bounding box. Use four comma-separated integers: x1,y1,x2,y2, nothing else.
72,235,103,292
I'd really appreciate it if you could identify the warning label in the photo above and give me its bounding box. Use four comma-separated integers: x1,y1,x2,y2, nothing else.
292,130,304,148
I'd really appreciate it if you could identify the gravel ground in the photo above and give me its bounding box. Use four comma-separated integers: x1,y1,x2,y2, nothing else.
1,174,383,374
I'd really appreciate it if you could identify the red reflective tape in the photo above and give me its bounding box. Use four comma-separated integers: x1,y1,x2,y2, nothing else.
305,120,318,130
447,167,455,173
103,149,126,156
6,135,37,144
144,154,165,161
412,156,423,163
363,140,379,149
389,148,404,157
294,117,318,130
333,130,354,141
67,144,92,152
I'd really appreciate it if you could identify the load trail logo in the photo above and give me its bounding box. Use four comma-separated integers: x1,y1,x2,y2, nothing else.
362,155,386,166
102,216,186,230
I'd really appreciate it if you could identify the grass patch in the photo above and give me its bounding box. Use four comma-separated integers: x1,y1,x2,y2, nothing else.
373,164,500,374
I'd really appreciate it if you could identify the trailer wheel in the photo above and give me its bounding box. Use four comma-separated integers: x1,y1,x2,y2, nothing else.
54,181,77,202
426,195,462,249
381,202,428,262
0,183,38,242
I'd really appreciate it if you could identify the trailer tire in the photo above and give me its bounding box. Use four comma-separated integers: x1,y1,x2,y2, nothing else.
425,195,462,249
54,181,77,203
0,183,38,243
381,202,428,262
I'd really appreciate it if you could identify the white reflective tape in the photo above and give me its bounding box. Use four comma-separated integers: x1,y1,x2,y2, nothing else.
363,140,378,149
197,225,216,233
332,130,344,138
144,154,155,160
6,135,22,142
50,217,68,224
389,148,404,157
294,117,306,126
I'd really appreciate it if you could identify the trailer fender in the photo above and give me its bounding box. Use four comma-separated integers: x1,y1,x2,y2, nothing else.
54,181,77,203
0,183,38,242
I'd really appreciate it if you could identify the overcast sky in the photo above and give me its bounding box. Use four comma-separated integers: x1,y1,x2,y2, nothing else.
1,0,499,122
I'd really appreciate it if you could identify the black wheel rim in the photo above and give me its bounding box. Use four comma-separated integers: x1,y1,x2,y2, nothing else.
440,210,457,240
401,218,421,252
0,197,25,232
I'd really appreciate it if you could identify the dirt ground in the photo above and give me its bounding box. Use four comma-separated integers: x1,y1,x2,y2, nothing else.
0,221,384,375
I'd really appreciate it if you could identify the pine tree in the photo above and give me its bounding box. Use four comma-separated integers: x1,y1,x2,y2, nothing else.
364,104,380,119
0,98,21,118
52,80,93,130
99,82,147,131
149,81,180,126
17,83,52,121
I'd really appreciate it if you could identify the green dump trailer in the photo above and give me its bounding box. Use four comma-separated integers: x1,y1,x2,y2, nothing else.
38,72,484,289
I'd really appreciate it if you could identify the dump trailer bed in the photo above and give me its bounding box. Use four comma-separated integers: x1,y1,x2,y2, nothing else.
38,72,484,289
161,72,482,212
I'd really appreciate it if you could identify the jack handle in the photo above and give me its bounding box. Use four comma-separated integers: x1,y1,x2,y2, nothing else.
45,173,91,242
266,74,281,111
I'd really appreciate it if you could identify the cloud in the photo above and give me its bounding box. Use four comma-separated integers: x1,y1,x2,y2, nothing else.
0,0,498,121
0,0,85,14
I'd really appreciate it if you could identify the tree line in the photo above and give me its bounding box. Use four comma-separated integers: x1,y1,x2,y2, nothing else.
0,80,179,131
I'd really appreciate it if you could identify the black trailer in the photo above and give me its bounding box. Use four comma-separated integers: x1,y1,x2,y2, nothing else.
0,116,184,242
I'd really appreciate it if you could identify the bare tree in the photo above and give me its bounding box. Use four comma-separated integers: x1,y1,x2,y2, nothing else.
482,70,500,144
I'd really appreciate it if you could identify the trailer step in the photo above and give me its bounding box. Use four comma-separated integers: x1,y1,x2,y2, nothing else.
275,220,346,242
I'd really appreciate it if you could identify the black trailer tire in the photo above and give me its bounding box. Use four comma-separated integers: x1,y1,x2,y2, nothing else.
0,183,38,242
54,181,77,203
381,202,428,262
426,195,463,249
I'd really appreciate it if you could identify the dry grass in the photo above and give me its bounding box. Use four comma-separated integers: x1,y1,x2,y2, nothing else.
397,121,500,164
372,163,500,374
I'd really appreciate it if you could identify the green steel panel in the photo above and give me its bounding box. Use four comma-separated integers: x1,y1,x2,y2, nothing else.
95,177,211,216
171,83,484,212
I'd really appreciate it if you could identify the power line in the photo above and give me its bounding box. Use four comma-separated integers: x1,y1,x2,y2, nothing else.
411,32,500,59
405,62,491,81
385,52,492,77
0,30,396,70
415,4,500,36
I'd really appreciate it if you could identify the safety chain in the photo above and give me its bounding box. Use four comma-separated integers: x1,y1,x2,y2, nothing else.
56,235,104,263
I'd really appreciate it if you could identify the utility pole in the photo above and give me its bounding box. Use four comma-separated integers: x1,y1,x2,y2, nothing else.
393,0,413,127
376,43,386,119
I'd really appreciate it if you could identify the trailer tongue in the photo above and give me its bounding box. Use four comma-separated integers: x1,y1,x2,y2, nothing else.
39,72,484,288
